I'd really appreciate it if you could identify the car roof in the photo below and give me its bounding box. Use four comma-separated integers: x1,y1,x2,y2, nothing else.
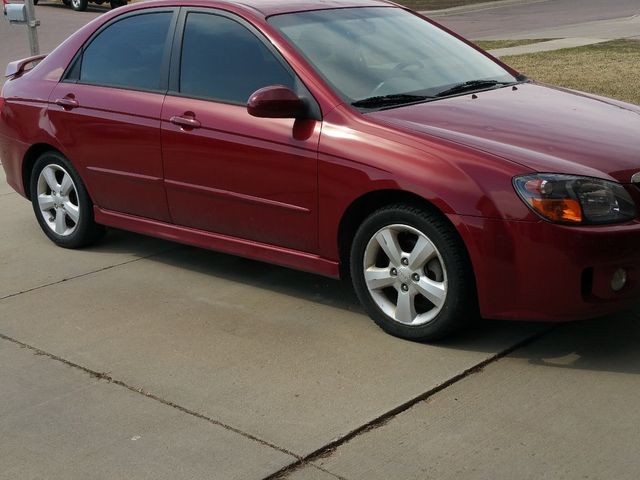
215,0,397,17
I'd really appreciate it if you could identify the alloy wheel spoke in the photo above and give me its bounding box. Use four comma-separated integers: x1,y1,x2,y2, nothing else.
54,210,67,235
64,202,80,224
38,194,55,211
42,167,60,192
395,291,417,324
60,173,74,196
415,277,446,308
408,235,436,270
364,267,396,290
375,229,403,266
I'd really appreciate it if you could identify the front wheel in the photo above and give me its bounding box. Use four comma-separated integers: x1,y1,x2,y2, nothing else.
30,151,105,249
70,0,88,11
350,204,477,341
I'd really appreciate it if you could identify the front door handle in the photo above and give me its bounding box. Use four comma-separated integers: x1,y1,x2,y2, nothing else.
170,114,201,129
54,97,79,110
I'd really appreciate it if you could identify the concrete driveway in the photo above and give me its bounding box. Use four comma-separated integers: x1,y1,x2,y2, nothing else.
2,3,640,479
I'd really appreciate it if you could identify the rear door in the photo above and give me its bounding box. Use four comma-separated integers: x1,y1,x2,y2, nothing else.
160,9,321,253
47,8,177,222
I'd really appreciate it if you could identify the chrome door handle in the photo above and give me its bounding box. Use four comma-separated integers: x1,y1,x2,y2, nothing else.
169,115,201,129
54,97,79,110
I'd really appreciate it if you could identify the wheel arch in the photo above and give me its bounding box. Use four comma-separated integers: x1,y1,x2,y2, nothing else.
22,143,64,200
337,189,470,280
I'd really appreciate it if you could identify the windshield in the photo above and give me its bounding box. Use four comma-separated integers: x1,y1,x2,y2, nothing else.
269,7,519,109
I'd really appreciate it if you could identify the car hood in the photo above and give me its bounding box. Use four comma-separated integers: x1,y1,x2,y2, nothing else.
368,83,640,184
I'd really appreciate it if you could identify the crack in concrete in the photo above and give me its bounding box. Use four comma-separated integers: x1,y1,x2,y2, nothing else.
305,465,349,480
262,325,558,480
0,332,301,462
0,246,181,301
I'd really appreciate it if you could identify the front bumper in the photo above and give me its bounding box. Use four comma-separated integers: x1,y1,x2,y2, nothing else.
453,214,640,321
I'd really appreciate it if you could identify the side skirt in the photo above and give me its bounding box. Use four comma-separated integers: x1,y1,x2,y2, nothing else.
93,206,340,278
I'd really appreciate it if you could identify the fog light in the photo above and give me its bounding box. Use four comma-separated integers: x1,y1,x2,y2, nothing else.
611,269,627,292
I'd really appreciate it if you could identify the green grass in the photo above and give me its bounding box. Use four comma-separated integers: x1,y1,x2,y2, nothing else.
397,0,496,10
474,39,554,50
503,39,640,105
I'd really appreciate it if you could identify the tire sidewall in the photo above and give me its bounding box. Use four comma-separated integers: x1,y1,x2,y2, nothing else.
351,206,473,341
30,152,97,249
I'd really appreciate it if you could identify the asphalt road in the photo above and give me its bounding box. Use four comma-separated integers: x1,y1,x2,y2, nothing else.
2,2,640,479
434,0,640,39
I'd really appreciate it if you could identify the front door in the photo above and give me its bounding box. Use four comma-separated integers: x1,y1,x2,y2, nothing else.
161,10,320,253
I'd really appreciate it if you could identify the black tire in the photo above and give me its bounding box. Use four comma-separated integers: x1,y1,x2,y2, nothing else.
33,0,39,5
109,0,126,8
70,0,88,11
350,204,477,341
30,151,105,249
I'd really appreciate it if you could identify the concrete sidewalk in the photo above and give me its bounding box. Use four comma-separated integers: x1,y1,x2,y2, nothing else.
488,38,610,58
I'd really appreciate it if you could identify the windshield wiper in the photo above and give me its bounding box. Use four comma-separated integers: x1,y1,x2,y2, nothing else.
435,79,514,98
352,94,431,109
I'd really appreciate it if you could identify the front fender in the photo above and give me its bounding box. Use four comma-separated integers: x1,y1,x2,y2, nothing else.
317,105,535,260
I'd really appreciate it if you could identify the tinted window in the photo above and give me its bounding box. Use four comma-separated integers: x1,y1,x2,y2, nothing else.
81,12,172,91
180,13,294,103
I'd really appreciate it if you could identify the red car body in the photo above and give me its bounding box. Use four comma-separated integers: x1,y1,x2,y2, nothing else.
1,0,640,322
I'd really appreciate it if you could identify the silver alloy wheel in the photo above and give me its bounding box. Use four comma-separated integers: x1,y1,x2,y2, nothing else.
36,164,80,237
363,224,447,326
71,0,81,8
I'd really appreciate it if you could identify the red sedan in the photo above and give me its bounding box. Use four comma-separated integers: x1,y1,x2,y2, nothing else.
1,0,639,341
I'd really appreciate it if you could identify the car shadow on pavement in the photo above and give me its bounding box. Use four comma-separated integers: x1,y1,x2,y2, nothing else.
518,309,640,375
93,229,640,369
94,230,548,349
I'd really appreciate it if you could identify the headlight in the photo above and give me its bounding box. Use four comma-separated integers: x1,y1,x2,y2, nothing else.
513,174,637,225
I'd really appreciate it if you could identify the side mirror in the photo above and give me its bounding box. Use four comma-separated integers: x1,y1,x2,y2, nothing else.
247,85,307,119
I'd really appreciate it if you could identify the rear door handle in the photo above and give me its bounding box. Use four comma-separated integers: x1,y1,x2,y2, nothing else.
54,97,79,110
170,115,201,129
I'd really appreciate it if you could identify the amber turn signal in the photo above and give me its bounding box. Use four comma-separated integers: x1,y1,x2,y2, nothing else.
530,198,582,223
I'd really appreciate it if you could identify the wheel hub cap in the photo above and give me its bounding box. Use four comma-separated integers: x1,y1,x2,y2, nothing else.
36,164,80,237
363,224,448,326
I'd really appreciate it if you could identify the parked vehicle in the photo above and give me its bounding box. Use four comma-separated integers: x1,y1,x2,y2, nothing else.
32,0,127,12
1,0,639,341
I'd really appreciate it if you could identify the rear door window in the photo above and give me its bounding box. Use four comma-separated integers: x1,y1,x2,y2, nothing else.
80,12,172,91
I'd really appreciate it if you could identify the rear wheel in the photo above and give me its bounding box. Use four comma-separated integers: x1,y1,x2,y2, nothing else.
30,151,105,249
351,204,477,341
70,0,88,11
